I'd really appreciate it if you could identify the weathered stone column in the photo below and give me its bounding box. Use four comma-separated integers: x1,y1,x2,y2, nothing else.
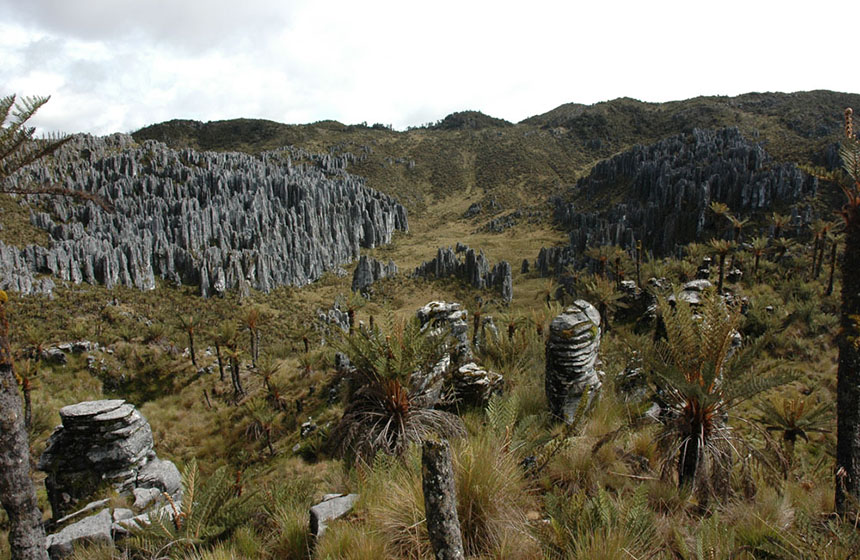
421,439,464,560
545,300,602,423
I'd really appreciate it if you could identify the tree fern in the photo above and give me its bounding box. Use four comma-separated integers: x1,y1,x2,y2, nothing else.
126,459,253,558
645,292,795,493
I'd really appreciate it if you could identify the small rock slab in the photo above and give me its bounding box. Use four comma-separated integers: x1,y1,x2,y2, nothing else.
60,400,125,422
309,493,359,538
46,509,112,559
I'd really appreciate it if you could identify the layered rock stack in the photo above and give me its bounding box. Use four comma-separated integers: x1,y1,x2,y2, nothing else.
38,399,181,520
545,300,603,423
413,245,512,303
351,255,397,293
0,134,408,296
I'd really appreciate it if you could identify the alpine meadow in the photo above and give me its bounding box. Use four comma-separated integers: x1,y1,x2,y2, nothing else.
2,90,860,559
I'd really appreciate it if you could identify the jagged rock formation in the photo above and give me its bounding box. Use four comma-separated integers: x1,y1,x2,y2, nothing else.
0,134,407,296
417,301,472,366
545,300,603,423
538,128,818,271
38,399,181,520
351,255,397,293
413,245,512,303
415,301,503,406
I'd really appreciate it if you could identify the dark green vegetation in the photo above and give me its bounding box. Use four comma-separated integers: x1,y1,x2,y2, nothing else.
1,91,858,558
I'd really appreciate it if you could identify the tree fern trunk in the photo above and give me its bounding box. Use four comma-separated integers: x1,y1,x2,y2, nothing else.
678,430,701,489
837,213,860,514
215,343,225,382
0,305,48,560
188,331,197,367
422,439,465,560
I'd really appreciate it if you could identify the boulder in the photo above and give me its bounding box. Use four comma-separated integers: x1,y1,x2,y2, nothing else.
309,493,359,538
46,509,112,560
447,363,503,405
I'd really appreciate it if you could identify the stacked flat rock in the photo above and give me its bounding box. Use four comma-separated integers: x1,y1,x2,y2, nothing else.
448,363,503,405
538,128,817,268
545,300,603,423
0,134,407,296
413,245,512,302
351,255,397,293
39,399,179,519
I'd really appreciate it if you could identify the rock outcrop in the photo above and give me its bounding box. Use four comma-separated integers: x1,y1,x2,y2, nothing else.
413,245,512,303
537,128,817,272
38,399,181,520
416,301,503,406
545,301,603,423
1,134,407,296
351,255,397,293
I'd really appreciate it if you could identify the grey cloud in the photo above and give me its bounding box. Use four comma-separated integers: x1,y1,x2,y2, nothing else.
1,0,292,54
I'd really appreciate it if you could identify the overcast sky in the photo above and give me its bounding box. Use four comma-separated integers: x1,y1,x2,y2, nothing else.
1,1,856,136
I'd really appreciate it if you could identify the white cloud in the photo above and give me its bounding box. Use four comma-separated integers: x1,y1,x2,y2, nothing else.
0,0,856,136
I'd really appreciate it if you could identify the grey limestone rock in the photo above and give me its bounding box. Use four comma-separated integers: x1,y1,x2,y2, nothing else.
537,128,818,275
413,245,512,302
545,300,603,423
668,279,713,306
309,493,359,538
45,508,112,559
351,255,397,293
417,301,471,363
39,399,180,520
447,363,503,406
1,134,408,297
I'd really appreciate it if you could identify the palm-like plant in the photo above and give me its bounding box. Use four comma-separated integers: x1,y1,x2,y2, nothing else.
127,459,252,557
757,395,833,468
748,236,770,280
708,239,735,293
771,212,791,239
178,313,201,367
647,292,794,491
210,322,237,382
331,319,465,462
575,274,627,330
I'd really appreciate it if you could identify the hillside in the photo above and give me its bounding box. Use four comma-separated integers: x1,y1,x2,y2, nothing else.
134,91,860,213
0,90,857,559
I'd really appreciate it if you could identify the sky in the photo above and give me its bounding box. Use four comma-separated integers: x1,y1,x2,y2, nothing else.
1,0,857,136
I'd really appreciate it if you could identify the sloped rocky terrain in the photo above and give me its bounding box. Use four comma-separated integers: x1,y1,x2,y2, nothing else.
0,134,407,296
545,127,818,262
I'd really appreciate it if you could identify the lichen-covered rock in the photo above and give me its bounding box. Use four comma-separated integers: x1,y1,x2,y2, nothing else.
668,279,713,306
417,301,471,363
545,300,603,423
1,134,407,296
